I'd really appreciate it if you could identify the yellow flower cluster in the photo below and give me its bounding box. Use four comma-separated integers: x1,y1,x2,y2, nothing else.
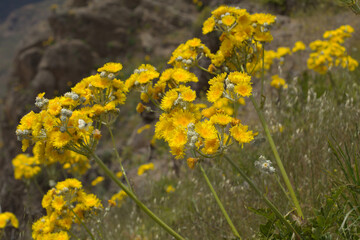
308,25,358,74
91,176,104,186
0,212,18,229
202,6,277,72
32,179,102,240
137,163,155,176
15,62,129,176
109,190,127,207
251,43,305,76
12,153,41,179
168,38,212,68
270,75,288,89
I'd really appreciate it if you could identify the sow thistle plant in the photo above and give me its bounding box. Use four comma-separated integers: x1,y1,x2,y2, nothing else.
11,4,358,240
32,179,102,240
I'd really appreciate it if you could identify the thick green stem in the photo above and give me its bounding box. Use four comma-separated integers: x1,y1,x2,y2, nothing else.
90,152,186,240
223,155,302,239
199,163,242,240
250,95,304,219
107,125,133,192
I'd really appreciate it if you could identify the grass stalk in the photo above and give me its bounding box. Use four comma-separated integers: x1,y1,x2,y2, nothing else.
90,151,186,240
199,163,242,240
107,125,133,192
70,208,96,240
223,155,302,239
250,95,304,219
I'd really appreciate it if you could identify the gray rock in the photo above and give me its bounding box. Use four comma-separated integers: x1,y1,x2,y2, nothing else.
38,39,97,93
17,47,43,84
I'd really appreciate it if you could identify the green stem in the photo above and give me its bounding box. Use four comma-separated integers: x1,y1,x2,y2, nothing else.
107,125,133,192
250,95,304,219
260,43,266,109
70,208,96,240
274,174,292,204
223,155,302,239
67,230,81,240
199,163,242,240
260,44,265,97
196,63,216,75
90,151,186,240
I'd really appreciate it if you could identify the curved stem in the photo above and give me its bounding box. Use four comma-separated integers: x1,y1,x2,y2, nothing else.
90,151,186,240
223,155,302,239
250,95,304,219
70,208,96,240
196,63,217,75
107,125,133,192
199,163,242,240
67,230,81,240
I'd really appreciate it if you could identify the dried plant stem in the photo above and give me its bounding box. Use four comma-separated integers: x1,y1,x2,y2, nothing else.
199,163,242,240
90,151,186,240
250,95,304,219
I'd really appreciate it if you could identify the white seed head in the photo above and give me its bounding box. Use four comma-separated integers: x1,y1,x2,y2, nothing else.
100,71,107,78
108,73,115,80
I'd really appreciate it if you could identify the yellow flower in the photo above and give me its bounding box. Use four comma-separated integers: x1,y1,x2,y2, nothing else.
292,41,306,52
91,176,105,186
230,123,255,146
17,111,38,130
137,124,151,134
0,212,18,229
160,89,178,111
172,68,198,83
171,109,195,128
136,102,146,113
207,82,224,103
81,193,102,208
168,127,188,148
187,157,199,169
203,17,216,34
155,113,175,140
227,71,251,84
276,47,291,58
97,62,123,73
166,185,175,193
187,38,202,48
52,195,66,212
179,86,196,102
202,138,220,155
55,178,82,191
49,131,72,149
138,163,155,176
47,98,62,116
12,154,41,179
251,13,276,25
210,113,233,126
222,15,235,26
110,190,128,207
116,171,123,178
234,83,252,97
42,189,55,209
195,121,217,139
270,75,287,89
